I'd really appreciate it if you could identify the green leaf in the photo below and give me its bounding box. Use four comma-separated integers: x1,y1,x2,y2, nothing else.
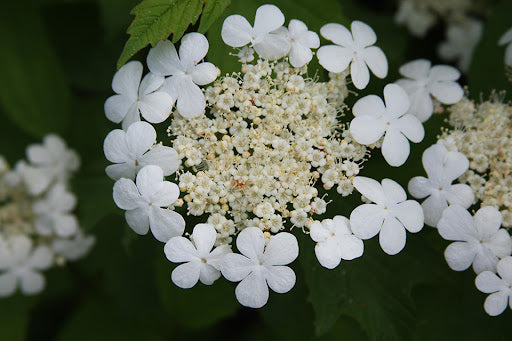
117,0,231,69
154,255,240,329
468,0,512,99
0,3,70,138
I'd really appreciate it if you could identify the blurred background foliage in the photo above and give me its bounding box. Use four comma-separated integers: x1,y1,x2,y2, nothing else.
0,0,511,340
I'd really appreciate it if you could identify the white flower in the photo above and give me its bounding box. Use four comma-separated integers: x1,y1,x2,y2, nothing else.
437,205,512,274
408,143,474,226
317,20,388,89
221,227,298,308
32,183,79,237
237,46,255,63
349,84,424,166
0,235,53,297
396,59,464,122
113,165,185,242
285,19,320,67
147,33,219,118
438,18,483,72
475,256,512,316
103,121,179,180
52,232,95,261
221,4,290,60
349,176,424,255
104,61,174,129
164,224,231,288
310,215,364,269
20,134,80,195
498,27,512,67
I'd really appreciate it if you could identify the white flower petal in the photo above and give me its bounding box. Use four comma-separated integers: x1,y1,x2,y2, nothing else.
121,104,140,130
381,178,407,204
254,33,290,60
483,291,510,316
505,43,512,67
147,40,183,76
351,20,376,47
236,227,265,259
112,61,142,98
149,207,185,242
171,261,201,288
176,78,206,118
0,273,17,297
104,95,134,124
429,65,460,82
429,81,464,104
20,271,45,295
113,178,141,210
148,181,179,207
350,204,385,239
199,264,221,285
476,271,507,293
349,115,386,145
207,245,231,270
221,253,254,282
320,23,354,47
136,165,164,199
379,216,406,255
310,221,330,243
499,27,512,45
289,44,313,68
353,176,386,204
394,200,424,233
235,271,269,308
474,207,502,240
191,224,216,255
315,238,342,269
363,46,388,78
422,193,448,227
382,128,410,167
395,114,425,143
444,241,477,271
103,129,130,164
253,4,285,36
106,163,136,181
125,207,150,235
164,236,197,263
437,205,475,241
265,265,296,293
487,230,512,260
384,84,410,118
191,62,218,86
338,234,364,260
179,33,209,70
352,94,386,117
138,92,173,123
350,57,370,89
408,176,434,199
399,59,431,80
443,184,474,208
140,145,179,176
139,73,165,95
498,257,512,283
299,30,320,49
126,121,156,156
317,45,353,73
407,89,434,122
473,248,500,274
262,232,298,266
221,15,253,47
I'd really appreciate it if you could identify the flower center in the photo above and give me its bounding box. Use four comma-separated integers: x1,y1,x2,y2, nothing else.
201,258,207,264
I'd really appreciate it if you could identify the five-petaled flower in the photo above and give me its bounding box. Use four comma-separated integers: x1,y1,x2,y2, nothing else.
475,256,512,316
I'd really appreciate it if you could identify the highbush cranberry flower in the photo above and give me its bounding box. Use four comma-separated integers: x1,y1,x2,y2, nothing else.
317,20,388,89
285,19,320,67
475,256,512,316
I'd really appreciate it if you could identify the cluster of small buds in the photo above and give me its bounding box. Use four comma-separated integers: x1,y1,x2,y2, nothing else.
441,97,512,228
0,135,94,297
170,59,367,244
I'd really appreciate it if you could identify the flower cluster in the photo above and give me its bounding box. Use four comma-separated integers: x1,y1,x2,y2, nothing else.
105,4,438,309
0,135,94,297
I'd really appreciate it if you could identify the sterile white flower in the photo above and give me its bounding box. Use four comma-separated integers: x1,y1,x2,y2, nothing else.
498,26,512,67
164,224,231,288
19,134,80,195
438,18,483,72
221,4,290,60
32,183,79,237
396,59,464,122
475,256,512,316
147,32,219,118
113,165,185,242
221,227,298,308
408,143,474,227
350,83,425,166
310,215,364,269
104,60,174,129
0,235,53,297
437,205,512,274
317,20,388,89
350,176,424,255
285,19,320,67
103,121,179,180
